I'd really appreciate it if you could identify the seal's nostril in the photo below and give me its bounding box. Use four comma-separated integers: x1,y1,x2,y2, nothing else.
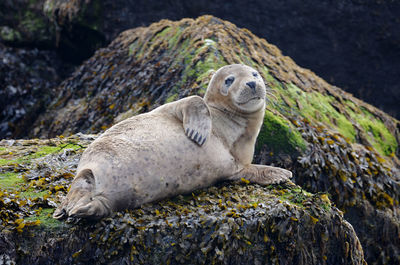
246,81,256,93
246,81,256,89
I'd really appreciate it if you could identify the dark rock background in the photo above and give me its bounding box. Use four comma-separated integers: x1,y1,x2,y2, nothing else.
0,0,399,139
0,44,74,138
101,0,400,119
103,0,400,119
0,1,399,264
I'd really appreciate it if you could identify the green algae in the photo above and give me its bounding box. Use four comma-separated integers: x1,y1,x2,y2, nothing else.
155,26,171,39
0,172,24,189
128,40,138,56
0,143,82,167
0,159,10,166
19,189,48,199
270,82,398,157
20,10,47,35
25,208,62,229
266,184,315,209
283,83,356,141
350,108,397,156
167,26,185,50
0,26,22,42
256,110,306,154
165,93,178,103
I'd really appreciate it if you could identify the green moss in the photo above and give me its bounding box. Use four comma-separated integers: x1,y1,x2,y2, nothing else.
350,108,397,156
165,93,178,103
279,83,356,141
19,189,48,199
155,27,171,38
25,208,62,229
256,110,306,154
20,10,47,34
0,172,24,189
168,27,184,49
128,40,139,56
271,82,397,157
0,159,11,166
195,40,225,72
0,143,81,167
0,26,22,42
260,66,283,90
170,37,226,93
276,186,312,207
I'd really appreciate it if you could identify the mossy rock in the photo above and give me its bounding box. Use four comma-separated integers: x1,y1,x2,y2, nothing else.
0,0,54,47
0,43,72,139
32,16,398,161
43,0,105,62
0,136,365,264
6,15,400,264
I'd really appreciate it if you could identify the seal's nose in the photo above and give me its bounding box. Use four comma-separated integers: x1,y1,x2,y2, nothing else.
246,81,256,93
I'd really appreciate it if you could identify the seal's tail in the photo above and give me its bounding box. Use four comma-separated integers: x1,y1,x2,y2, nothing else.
53,169,111,220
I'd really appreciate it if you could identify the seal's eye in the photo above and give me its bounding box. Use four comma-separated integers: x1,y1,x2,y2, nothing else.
252,72,258,77
225,76,235,87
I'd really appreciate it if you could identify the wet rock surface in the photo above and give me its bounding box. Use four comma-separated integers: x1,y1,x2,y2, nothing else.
0,0,54,48
26,16,400,264
0,43,74,138
0,136,365,265
0,14,399,265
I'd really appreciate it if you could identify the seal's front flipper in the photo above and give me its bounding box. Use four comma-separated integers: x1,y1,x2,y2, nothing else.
229,164,292,185
174,96,211,146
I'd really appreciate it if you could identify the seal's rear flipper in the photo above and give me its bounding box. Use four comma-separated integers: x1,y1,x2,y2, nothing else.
53,168,97,220
68,194,111,219
228,164,292,185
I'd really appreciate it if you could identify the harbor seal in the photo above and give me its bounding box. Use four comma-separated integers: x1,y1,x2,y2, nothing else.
53,64,292,220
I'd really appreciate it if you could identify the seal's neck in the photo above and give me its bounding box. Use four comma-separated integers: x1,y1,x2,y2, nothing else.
208,104,265,165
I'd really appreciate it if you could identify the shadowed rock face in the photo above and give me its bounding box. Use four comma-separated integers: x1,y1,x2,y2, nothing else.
26,16,399,264
0,43,74,138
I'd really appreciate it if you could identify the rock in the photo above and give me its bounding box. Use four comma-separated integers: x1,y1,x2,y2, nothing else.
0,0,105,62
2,1,399,117
30,16,399,264
43,0,105,63
0,136,365,264
42,0,400,118
0,43,74,138
0,0,54,47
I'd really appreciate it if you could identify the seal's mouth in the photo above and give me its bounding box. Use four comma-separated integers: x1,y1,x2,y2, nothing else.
237,97,262,105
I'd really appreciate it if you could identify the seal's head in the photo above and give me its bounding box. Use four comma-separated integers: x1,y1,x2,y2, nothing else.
204,64,266,114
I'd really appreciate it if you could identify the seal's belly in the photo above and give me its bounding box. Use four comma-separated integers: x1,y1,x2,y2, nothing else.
77,113,237,209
